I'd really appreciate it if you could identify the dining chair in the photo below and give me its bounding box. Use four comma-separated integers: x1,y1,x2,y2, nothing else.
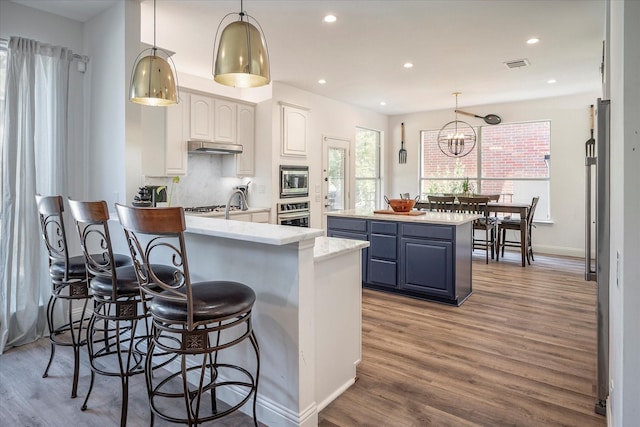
499,196,540,264
427,195,456,212
457,196,499,264
115,204,260,426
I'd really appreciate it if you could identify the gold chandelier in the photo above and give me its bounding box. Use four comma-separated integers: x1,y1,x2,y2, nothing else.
212,0,270,88
129,0,179,106
437,92,477,157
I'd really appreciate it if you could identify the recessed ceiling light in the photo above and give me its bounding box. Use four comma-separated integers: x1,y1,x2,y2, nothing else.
547,79,557,84
526,38,540,44
318,79,327,84
323,15,337,23
403,62,414,69
379,101,387,106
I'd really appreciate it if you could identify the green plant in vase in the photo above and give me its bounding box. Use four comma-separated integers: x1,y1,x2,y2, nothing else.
461,177,474,196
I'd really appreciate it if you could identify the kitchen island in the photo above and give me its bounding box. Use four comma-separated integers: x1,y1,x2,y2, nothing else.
110,216,368,427
327,209,481,306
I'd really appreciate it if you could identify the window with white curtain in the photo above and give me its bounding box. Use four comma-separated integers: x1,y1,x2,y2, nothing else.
355,127,381,211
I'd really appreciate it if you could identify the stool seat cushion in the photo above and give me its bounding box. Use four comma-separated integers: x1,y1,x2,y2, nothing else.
50,253,130,279
150,281,256,323
90,264,177,298
500,218,522,227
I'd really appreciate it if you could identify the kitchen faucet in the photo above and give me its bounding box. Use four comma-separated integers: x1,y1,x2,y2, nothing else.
224,189,249,219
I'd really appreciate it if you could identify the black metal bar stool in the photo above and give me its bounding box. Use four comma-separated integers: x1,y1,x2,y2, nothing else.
35,194,92,398
116,204,260,426
35,195,130,398
68,199,179,426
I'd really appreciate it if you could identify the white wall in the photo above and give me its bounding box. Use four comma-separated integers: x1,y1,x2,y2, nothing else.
267,82,389,228
608,1,640,425
386,92,601,257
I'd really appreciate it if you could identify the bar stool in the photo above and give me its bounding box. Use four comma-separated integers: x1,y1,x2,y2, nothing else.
35,195,130,398
68,199,180,426
115,204,260,426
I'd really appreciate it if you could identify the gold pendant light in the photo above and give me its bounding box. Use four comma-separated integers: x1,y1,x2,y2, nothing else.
129,0,178,106
213,0,270,88
437,92,477,157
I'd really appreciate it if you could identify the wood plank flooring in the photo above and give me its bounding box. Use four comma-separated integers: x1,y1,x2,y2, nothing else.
319,251,605,427
0,251,605,426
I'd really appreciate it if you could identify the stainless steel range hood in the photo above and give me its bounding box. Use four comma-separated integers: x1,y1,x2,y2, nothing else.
187,140,243,154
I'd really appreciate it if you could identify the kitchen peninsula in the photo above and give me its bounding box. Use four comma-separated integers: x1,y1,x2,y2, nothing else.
327,209,481,306
110,216,368,427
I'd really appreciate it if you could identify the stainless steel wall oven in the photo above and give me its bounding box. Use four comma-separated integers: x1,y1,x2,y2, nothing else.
280,165,309,198
277,201,310,227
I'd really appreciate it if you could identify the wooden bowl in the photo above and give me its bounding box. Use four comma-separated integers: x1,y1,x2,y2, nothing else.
386,198,416,212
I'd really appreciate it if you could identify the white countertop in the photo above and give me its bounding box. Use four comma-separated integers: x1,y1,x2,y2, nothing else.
326,209,482,225
313,236,369,262
185,215,323,246
184,207,270,218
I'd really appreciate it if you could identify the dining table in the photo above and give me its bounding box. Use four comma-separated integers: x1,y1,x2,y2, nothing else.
415,199,531,267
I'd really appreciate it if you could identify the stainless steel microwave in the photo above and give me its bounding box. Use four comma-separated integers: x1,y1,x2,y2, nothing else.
280,165,309,198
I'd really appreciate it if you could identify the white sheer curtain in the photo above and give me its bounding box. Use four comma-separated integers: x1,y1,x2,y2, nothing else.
0,37,72,354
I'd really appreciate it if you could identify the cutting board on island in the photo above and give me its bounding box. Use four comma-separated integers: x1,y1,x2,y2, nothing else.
373,210,426,216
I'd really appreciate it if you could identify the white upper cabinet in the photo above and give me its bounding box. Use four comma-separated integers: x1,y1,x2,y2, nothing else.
236,103,255,176
214,99,237,143
190,94,214,141
281,104,309,157
165,95,188,175
141,93,188,176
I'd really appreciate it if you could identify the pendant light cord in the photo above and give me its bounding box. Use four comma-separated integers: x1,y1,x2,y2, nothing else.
153,0,157,49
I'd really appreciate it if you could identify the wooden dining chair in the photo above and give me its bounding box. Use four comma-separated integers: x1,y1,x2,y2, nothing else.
499,196,540,264
427,195,456,212
457,196,499,264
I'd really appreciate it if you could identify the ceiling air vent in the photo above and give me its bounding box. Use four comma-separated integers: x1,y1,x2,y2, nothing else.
503,58,530,69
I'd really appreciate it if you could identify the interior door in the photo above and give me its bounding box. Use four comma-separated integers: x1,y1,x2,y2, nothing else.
322,136,351,228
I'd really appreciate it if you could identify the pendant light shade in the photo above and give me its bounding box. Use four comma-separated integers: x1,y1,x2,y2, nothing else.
213,1,270,88
129,0,179,106
130,51,178,106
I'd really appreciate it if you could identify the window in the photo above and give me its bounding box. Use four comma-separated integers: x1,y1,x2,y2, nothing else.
355,127,381,211
420,121,551,220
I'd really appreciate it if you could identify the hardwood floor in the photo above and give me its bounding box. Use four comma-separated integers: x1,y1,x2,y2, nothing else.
0,252,605,426
319,251,605,427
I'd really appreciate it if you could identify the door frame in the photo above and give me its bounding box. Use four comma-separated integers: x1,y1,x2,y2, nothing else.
322,135,351,229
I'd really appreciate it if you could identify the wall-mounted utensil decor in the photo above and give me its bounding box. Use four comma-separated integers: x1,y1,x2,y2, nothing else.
399,122,407,164
454,109,502,125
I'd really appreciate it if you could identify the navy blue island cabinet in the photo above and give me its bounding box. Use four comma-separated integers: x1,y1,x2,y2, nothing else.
327,214,473,306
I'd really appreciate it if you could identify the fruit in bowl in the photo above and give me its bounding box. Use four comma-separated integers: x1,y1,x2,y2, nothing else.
385,197,416,212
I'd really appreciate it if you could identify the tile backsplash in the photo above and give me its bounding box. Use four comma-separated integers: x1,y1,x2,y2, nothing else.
143,154,248,207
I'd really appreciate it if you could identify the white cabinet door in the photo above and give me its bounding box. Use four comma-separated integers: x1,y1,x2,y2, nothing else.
190,94,214,141
214,99,237,143
165,95,188,175
236,104,255,176
140,94,187,177
281,105,309,157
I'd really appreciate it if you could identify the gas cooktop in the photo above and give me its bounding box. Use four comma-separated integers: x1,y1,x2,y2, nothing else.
184,205,240,213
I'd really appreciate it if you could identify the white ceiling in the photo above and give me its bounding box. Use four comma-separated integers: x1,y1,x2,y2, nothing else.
13,0,605,116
